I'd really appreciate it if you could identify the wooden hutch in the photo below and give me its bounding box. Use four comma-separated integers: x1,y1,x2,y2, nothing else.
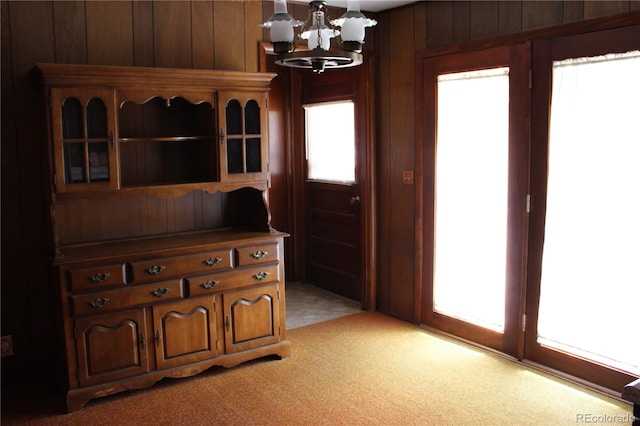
34,63,290,412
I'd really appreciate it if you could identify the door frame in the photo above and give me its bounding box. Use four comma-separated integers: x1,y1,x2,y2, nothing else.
260,44,377,310
415,44,531,358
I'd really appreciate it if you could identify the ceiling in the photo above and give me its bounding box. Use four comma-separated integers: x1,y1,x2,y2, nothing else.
307,1,418,13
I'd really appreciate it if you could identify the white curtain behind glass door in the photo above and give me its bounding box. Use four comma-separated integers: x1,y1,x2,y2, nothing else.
434,68,510,332
538,51,640,375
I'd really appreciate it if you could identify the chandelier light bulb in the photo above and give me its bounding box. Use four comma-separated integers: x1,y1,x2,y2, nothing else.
301,11,338,51
260,0,303,53
330,0,377,52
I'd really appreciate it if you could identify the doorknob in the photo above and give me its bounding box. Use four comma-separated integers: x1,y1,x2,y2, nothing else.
350,196,361,205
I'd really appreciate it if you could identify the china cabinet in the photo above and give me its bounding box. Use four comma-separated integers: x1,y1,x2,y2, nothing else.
35,63,289,412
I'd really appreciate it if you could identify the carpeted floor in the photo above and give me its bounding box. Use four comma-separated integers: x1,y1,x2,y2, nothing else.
1,312,633,425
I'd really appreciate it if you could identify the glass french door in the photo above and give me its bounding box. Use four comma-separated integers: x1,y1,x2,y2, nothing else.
420,45,530,356
419,24,639,392
526,26,640,392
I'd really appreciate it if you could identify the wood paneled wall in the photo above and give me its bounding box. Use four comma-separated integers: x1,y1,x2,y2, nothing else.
374,0,640,322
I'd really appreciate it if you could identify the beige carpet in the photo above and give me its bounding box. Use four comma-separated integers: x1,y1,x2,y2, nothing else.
2,312,633,425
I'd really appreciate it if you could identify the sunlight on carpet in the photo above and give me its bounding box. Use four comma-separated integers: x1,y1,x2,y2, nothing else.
2,312,633,425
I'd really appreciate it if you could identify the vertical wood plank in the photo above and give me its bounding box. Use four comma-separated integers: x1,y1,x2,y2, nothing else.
452,1,471,43
499,0,522,35
145,196,169,235
6,0,57,383
174,192,197,232
244,0,263,73
584,1,630,19
154,0,192,68
1,0,20,260
213,1,245,71
426,1,453,48
132,0,154,67
414,2,428,50
376,11,392,315
86,1,133,65
522,1,563,31
388,6,415,320
0,0,31,388
563,0,585,23
470,1,499,40
192,1,214,70
52,1,86,64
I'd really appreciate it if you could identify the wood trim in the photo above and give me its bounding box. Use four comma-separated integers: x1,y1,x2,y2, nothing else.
416,11,640,60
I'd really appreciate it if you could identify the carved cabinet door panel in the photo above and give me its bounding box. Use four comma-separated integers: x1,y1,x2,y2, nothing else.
222,283,281,354
152,297,218,370
75,309,150,387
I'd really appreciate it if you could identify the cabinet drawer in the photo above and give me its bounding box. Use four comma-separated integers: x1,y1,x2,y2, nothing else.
235,243,279,266
130,249,233,283
68,264,126,292
188,264,279,296
72,280,183,316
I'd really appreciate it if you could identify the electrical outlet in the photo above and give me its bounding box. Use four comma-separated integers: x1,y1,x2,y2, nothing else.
1,335,13,357
402,170,414,185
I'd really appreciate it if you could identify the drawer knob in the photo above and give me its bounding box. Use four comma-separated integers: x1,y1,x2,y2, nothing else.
253,271,270,281
203,257,222,267
89,298,110,309
151,288,170,297
250,251,268,260
89,273,111,283
145,265,166,275
200,280,219,290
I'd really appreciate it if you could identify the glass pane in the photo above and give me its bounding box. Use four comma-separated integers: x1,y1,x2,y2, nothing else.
64,142,86,183
86,98,107,138
226,99,242,135
434,67,510,332
246,138,261,173
227,138,243,174
304,101,355,183
245,100,260,135
88,142,110,182
538,51,640,375
62,98,83,139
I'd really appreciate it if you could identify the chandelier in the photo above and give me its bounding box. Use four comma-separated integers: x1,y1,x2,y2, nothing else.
261,0,377,74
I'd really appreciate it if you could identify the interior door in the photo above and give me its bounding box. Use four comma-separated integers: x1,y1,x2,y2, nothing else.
295,63,375,306
419,45,530,356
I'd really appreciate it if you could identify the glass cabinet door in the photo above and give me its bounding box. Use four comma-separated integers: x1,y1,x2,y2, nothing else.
50,88,118,192
218,91,269,183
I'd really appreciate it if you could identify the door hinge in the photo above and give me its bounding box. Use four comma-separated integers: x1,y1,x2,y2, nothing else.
525,194,531,213
522,314,527,332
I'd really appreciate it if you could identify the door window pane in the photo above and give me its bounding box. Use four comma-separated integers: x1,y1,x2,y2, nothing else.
434,67,510,332
538,51,640,375
304,101,355,183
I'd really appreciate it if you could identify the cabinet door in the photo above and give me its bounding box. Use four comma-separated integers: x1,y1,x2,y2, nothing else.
222,283,281,354
152,297,218,369
75,309,149,387
50,88,118,192
218,91,269,183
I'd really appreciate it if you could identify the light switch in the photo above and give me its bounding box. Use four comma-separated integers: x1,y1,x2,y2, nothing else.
402,170,414,185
